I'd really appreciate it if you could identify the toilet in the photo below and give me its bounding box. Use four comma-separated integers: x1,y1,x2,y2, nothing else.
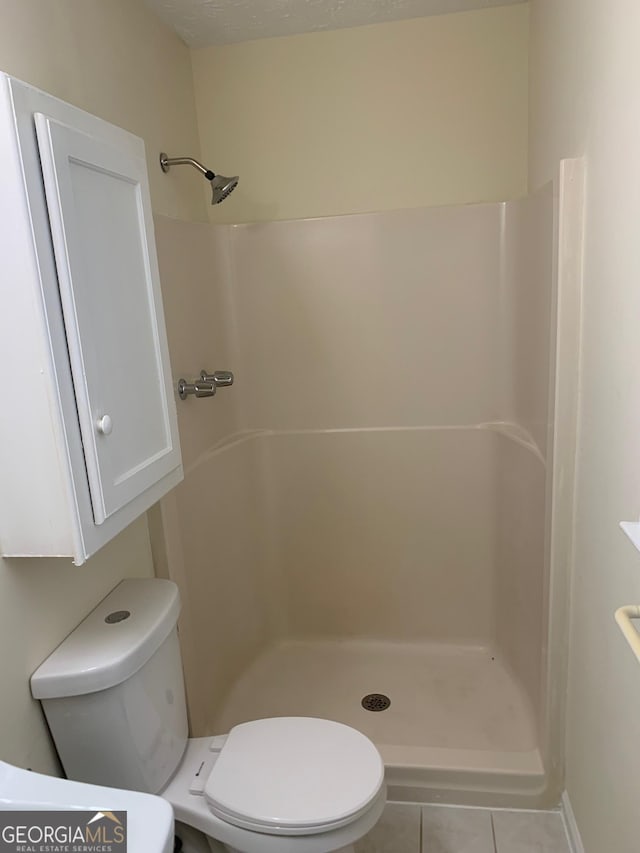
30,579,386,853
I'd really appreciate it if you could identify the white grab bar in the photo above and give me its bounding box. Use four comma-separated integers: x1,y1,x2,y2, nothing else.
615,605,640,662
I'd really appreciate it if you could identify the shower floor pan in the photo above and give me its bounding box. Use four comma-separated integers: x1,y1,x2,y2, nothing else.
212,638,545,807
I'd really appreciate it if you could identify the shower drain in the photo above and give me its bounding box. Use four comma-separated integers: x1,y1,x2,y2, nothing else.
361,693,391,712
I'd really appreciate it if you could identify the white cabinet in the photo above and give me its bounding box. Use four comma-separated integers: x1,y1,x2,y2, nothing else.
0,74,182,565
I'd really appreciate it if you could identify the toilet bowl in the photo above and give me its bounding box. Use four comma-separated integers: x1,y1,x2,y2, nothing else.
30,579,386,853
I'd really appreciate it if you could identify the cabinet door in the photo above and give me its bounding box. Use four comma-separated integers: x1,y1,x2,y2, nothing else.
34,113,181,524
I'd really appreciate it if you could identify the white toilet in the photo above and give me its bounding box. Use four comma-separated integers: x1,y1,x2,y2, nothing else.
31,579,386,853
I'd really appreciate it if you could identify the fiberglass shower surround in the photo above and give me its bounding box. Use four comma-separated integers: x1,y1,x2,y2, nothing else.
155,184,558,805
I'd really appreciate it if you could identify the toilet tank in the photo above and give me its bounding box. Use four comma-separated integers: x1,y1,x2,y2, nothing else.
31,578,188,795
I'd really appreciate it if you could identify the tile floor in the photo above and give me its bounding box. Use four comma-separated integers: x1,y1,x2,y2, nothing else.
354,803,572,853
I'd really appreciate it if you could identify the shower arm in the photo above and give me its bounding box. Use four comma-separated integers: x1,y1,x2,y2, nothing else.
159,152,238,205
159,153,215,181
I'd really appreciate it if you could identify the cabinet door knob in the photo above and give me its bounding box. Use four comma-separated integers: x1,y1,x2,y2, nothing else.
96,414,113,435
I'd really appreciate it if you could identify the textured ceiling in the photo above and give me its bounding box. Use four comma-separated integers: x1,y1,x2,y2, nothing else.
144,0,526,47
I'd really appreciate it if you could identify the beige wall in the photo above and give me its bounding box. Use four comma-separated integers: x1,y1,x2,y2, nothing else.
0,1,206,222
191,5,529,224
0,0,205,775
530,2,640,850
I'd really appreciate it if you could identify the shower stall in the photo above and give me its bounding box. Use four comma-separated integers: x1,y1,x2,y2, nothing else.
152,161,582,807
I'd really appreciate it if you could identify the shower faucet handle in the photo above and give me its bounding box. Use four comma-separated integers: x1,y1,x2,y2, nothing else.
200,370,234,388
177,371,234,401
177,378,216,400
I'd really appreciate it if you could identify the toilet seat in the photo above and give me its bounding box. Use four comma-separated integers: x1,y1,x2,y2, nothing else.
161,735,387,853
204,718,385,836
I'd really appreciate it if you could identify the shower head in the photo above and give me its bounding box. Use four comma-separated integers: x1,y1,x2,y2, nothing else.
159,153,238,205
209,173,239,205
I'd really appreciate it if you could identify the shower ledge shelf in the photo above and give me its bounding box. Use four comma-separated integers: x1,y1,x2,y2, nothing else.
620,521,640,554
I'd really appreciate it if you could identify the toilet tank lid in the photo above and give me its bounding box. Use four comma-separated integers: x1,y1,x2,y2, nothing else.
30,579,181,700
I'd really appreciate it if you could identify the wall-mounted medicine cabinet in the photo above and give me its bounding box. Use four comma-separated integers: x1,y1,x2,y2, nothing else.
0,73,182,565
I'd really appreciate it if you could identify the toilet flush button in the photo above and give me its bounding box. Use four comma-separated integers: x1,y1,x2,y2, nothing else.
104,610,130,624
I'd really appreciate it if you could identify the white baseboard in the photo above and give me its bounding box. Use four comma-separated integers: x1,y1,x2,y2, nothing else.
561,791,585,853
